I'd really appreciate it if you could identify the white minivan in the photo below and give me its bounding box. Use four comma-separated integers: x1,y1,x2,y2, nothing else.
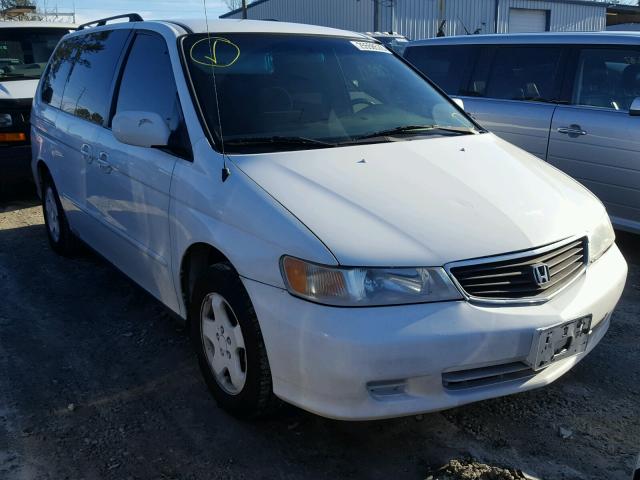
0,21,72,188
32,16,627,420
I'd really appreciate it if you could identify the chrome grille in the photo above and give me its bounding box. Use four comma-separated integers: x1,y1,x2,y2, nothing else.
448,237,587,302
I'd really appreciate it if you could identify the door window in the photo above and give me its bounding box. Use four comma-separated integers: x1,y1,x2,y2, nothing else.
113,32,180,132
572,48,640,111
481,46,563,102
60,30,129,125
404,45,476,95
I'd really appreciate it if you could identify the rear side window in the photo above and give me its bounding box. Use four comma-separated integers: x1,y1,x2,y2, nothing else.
572,47,640,111
113,32,180,131
41,37,78,108
404,45,476,95
479,46,563,102
60,30,129,125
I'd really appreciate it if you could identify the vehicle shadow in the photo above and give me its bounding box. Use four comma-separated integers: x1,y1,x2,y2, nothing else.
0,181,39,213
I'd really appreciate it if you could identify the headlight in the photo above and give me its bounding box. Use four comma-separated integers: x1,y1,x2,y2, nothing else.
0,113,12,128
280,256,463,306
589,213,615,263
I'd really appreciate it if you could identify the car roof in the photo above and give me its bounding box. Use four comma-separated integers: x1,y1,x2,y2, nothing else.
158,18,369,39
0,21,75,29
407,31,640,47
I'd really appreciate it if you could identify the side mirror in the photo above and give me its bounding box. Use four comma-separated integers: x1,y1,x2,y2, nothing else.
112,111,170,148
630,97,640,116
452,97,465,110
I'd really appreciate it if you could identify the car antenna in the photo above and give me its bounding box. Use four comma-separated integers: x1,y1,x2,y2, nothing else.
202,0,231,182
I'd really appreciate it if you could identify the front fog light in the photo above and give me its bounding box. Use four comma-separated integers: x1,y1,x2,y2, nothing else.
281,256,462,306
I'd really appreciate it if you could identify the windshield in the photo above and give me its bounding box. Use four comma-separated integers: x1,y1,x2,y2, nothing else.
0,27,70,81
182,33,478,153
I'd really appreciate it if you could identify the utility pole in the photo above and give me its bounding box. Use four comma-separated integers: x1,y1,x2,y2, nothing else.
373,0,379,32
242,0,247,19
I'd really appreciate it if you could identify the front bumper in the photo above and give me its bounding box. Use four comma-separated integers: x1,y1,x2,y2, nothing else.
0,144,32,182
244,244,627,420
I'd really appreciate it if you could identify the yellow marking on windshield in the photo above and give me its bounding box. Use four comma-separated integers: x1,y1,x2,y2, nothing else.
190,37,240,68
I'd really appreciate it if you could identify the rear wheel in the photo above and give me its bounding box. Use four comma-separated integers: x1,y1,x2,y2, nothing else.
42,174,77,256
190,263,280,418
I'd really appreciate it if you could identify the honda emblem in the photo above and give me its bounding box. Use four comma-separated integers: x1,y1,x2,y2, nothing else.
532,263,551,286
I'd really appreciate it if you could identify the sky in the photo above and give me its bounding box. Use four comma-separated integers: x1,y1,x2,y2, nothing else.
35,0,230,24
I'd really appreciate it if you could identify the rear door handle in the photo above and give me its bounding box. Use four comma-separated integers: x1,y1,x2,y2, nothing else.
80,143,93,163
557,126,587,136
96,152,112,174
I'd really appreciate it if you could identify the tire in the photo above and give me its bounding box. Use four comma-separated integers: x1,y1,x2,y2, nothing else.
190,262,280,419
41,173,78,256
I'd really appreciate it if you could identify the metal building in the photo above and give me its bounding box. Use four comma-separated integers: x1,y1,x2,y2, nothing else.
220,0,607,40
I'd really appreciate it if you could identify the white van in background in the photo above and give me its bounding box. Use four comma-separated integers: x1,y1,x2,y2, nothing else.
0,22,73,190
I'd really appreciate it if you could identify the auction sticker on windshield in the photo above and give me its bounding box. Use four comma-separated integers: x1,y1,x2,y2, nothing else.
351,41,391,53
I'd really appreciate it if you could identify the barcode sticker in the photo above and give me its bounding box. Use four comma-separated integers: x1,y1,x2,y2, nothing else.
351,41,391,53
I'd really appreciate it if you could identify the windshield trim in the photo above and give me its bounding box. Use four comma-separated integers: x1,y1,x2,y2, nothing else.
178,32,484,155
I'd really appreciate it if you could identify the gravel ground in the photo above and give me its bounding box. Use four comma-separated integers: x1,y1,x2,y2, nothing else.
1,186,639,480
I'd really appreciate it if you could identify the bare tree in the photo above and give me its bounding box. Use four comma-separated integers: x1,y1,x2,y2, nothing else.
222,0,243,10
223,0,247,19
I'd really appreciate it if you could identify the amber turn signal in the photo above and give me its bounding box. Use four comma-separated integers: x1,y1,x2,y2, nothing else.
0,132,26,142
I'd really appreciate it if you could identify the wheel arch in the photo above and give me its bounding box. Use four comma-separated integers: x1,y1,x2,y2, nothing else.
35,160,51,196
179,242,237,321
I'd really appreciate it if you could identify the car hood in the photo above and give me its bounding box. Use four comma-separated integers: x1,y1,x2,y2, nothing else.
0,79,38,100
232,133,604,266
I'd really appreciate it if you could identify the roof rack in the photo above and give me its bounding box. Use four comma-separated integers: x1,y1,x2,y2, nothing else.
78,13,143,30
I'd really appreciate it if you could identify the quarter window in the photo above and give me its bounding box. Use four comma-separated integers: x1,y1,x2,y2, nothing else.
573,48,640,111
114,33,180,131
482,46,563,102
41,37,76,108
60,30,129,125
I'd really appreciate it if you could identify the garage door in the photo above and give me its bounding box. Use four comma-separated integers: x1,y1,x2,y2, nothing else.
509,8,548,33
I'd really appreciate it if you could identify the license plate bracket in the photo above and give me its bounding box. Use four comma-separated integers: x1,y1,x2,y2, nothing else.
527,315,592,371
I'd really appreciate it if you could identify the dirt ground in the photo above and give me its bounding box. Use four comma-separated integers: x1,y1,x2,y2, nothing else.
1,185,639,480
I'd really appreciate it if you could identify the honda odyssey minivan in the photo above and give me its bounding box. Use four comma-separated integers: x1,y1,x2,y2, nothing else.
31,16,627,420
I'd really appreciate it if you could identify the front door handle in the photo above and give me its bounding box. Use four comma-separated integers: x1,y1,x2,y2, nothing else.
96,152,112,174
557,125,587,136
80,143,93,163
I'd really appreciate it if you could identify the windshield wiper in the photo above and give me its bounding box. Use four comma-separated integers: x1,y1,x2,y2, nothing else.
225,136,336,150
349,124,479,142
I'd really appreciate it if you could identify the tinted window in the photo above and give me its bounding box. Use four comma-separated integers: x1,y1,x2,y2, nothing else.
183,33,477,154
482,46,563,102
573,48,640,111
114,33,180,131
42,36,79,108
0,27,69,82
405,45,476,95
60,30,129,125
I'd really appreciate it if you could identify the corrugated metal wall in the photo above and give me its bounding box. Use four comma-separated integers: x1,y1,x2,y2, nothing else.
223,0,606,39
382,0,496,38
222,0,374,32
496,0,606,32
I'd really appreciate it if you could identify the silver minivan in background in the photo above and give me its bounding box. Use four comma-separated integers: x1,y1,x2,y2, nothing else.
403,33,640,234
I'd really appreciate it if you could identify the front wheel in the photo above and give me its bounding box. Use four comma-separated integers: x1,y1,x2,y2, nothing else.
42,175,77,256
190,263,280,418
